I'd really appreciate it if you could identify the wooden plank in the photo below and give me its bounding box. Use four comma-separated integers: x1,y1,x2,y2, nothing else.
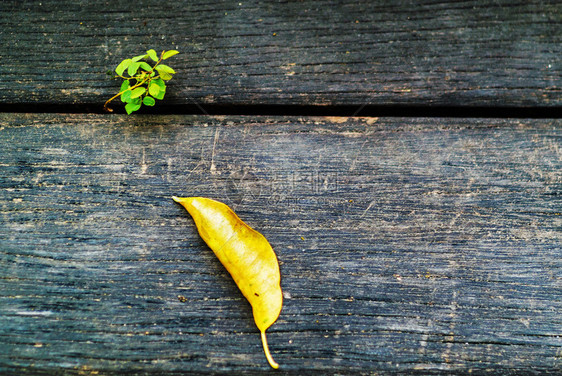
0,114,560,374
0,0,560,108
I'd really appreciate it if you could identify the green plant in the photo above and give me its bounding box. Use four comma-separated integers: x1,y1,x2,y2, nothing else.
104,49,179,114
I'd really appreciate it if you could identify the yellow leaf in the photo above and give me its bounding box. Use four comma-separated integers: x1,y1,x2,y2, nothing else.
173,196,282,369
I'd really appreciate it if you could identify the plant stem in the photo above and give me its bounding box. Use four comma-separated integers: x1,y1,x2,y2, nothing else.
103,77,148,112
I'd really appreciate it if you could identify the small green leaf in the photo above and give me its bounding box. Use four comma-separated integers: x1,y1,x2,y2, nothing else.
155,64,176,74
158,70,173,81
154,87,165,100
148,82,160,97
115,59,132,76
125,102,142,115
152,78,166,99
155,90,165,100
130,87,146,99
139,62,152,72
162,50,179,60
143,96,156,106
153,78,166,90
121,89,132,103
128,62,140,76
120,80,131,92
132,54,147,62
147,49,158,62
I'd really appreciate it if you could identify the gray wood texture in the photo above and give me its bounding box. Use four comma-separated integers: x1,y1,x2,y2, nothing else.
0,0,560,108
1,114,560,374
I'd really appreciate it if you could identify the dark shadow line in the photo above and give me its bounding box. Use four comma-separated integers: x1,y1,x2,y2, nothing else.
0,103,560,118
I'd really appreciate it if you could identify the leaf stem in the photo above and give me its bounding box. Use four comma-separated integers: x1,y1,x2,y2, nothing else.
261,331,279,369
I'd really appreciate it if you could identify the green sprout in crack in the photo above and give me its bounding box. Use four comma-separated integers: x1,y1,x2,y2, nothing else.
104,49,179,114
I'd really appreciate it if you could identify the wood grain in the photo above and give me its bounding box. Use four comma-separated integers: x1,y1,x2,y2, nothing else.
1,114,560,374
0,0,560,108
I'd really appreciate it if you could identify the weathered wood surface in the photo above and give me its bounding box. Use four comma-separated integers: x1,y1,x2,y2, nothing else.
0,114,560,374
0,0,560,109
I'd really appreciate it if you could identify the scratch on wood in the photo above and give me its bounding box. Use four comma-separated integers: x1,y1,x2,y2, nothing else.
210,127,219,174
140,148,148,174
350,139,370,172
360,200,377,218
442,291,459,365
